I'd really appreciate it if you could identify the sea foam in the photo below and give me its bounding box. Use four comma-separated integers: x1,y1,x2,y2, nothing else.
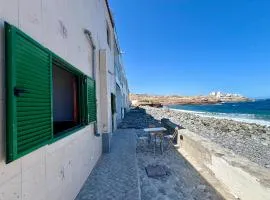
168,108,270,127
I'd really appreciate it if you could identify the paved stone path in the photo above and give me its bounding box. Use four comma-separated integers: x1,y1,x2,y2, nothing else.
136,129,224,200
118,108,161,129
75,129,141,200
76,108,225,200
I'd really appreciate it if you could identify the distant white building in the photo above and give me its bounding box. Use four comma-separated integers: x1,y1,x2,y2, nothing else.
209,91,222,98
209,91,243,98
209,92,216,96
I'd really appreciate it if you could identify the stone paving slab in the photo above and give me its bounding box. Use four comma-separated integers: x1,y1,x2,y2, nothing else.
75,129,140,200
136,129,224,200
76,109,226,200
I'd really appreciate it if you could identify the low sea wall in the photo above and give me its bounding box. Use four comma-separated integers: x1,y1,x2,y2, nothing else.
177,129,270,200
144,106,270,169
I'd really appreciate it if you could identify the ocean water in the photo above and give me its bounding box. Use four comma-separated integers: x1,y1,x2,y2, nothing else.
168,99,270,126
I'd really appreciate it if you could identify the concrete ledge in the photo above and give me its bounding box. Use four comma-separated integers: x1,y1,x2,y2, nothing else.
178,129,270,200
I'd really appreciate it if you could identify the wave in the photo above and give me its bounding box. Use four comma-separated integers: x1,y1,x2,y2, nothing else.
167,107,270,127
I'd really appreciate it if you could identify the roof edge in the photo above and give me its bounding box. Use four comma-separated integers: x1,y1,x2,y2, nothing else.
105,0,115,28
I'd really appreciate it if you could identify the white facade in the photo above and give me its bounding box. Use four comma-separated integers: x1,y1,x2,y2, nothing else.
0,0,125,199
209,91,243,98
114,33,129,125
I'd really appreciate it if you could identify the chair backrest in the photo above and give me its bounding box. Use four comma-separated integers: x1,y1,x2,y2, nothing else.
161,118,184,145
161,118,183,135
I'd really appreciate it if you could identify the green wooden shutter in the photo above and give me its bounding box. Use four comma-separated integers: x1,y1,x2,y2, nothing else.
5,22,53,162
86,77,97,123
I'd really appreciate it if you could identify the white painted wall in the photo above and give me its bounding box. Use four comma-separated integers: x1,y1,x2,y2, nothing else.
0,126,102,200
114,38,129,122
116,84,123,124
99,49,110,133
0,0,116,199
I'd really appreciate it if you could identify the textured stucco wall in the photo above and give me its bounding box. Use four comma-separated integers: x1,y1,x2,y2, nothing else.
0,0,115,199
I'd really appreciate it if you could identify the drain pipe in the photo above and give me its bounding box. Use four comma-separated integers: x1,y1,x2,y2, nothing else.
84,29,100,137
84,29,96,79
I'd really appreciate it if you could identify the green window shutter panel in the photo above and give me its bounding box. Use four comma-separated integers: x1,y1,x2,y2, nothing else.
5,22,53,162
86,77,97,123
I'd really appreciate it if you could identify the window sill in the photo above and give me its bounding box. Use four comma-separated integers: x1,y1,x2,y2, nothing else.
49,121,100,144
89,121,100,137
50,125,86,144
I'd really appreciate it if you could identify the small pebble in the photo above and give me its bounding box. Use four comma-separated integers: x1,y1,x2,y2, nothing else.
142,106,270,168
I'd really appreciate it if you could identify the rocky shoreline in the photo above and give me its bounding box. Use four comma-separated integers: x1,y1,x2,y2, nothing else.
130,93,250,106
142,106,270,169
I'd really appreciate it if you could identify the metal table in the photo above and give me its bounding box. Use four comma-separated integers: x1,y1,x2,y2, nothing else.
143,127,167,156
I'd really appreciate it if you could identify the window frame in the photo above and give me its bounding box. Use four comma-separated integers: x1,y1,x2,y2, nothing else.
5,22,97,162
106,22,111,49
51,54,87,141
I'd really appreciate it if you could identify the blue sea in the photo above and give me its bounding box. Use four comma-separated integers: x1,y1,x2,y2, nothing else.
168,99,270,126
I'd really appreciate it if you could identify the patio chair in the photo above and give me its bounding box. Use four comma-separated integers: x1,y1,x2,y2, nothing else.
161,118,181,149
163,129,178,148
146,124,166,154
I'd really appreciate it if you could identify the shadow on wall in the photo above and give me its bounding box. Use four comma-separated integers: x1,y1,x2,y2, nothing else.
120,107,226,200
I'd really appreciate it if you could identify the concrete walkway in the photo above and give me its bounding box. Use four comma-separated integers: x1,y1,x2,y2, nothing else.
75,129,140,200
76,108,225,200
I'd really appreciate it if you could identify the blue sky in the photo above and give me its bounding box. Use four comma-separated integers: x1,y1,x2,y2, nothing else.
109,0,270,98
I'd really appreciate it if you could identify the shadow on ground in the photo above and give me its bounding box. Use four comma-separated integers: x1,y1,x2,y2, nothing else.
118,107,162,129
120,107,225,200
76,107,226,200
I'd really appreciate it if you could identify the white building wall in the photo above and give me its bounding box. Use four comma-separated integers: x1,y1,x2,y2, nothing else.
114,53,129,122
0,0,115,199
116,84,122,124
